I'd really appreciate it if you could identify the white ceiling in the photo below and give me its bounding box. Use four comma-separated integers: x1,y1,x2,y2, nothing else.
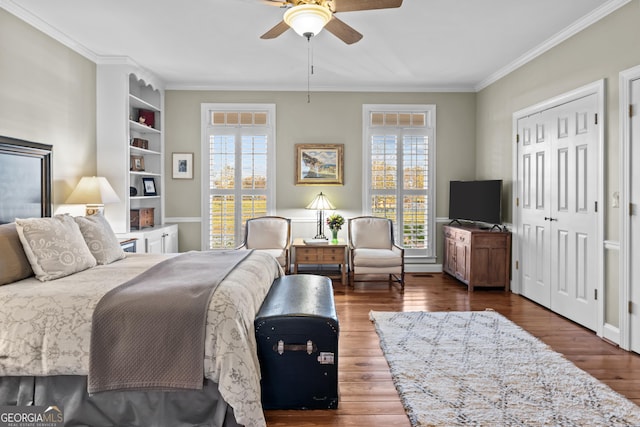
2,0,625,92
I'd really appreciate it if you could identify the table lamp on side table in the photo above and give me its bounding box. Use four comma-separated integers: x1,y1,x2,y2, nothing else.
305,191,335,240
66,176,120,216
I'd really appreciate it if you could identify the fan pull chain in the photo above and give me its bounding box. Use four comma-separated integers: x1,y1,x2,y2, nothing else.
307,36,312,103
311,36,315,76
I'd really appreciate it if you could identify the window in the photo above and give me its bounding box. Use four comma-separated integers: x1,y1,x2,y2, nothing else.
201,104,276,249
363,105,436,259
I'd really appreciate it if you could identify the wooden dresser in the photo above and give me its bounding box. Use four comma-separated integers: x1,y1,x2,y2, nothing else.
442,224,511,291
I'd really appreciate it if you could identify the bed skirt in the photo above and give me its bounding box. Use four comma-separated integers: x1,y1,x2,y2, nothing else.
0,376,240,427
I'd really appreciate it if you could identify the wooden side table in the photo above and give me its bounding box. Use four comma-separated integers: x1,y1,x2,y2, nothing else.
292,238,348,285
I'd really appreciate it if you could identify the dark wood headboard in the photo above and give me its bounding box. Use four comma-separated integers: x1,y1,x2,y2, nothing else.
0,135,52,224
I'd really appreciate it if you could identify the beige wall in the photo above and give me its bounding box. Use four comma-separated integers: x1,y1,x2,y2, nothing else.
165,90,476,252
476,1,640,327
476,1,640,233
0,9,97,210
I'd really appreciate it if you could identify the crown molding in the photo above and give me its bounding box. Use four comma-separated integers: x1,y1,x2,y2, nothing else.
0,1,472,94
0,2,167,90
165,82,475,93
0,0,97,62
94,55,139,67
475,0,632,92
3,0,630,94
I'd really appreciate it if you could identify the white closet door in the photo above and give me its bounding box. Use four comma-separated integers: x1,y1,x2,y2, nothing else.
516,92,599,331
549,95,599,330
518,113,551,308
630,77,640,353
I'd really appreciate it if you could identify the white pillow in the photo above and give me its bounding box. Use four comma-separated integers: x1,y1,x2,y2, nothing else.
15,214,97,281
75,212,126,265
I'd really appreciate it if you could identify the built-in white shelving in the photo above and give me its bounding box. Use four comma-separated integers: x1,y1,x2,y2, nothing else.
97,61,177,253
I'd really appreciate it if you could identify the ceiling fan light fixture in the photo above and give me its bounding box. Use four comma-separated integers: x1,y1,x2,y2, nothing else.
283,4,332,38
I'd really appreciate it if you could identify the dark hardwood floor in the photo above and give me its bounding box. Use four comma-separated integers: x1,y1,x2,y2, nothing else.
264,273,640,427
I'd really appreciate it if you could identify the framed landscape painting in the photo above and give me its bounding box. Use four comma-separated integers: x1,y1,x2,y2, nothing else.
295,144,344,185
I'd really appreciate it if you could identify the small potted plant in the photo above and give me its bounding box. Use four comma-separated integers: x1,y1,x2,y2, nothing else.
326,213,345,243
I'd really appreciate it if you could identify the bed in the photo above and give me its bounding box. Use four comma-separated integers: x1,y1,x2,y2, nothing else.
0,137,282,427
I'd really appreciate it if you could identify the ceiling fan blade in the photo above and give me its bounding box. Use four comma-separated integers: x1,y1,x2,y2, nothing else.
324,16,363,45
329,0,402,13
260,20,290,39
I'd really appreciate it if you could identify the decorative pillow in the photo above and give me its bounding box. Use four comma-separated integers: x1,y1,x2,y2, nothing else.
15,214,97,281
74,213,126,265
0,223,34,285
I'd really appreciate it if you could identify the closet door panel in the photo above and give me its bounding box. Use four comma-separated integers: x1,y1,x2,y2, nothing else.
549,94,598,330
518,113,551,307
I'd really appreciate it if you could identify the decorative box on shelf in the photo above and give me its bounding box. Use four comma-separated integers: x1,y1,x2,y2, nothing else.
130,208,154,230
131,138,149,149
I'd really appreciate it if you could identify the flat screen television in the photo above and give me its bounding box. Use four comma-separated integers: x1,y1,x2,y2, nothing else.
448,180,502,225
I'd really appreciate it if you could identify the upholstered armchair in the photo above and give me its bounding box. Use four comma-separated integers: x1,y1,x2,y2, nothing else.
237,216,292,273
347,216,404,291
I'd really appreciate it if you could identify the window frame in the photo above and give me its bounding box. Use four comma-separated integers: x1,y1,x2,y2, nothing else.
362,104,436,260
200,103,276,250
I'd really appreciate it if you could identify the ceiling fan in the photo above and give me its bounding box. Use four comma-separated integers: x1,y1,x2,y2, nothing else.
260,0,403,45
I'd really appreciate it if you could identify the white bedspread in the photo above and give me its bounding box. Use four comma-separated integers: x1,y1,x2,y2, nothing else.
0,251,282,427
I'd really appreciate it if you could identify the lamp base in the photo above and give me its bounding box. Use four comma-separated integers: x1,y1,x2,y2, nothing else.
315,210,328,240
85,204,104,216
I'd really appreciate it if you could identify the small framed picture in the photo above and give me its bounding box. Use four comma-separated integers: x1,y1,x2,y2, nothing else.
142,177,157,196
130,155,145,171
172,152,194,179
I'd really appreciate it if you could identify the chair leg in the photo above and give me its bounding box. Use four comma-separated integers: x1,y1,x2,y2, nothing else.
389,273,404,293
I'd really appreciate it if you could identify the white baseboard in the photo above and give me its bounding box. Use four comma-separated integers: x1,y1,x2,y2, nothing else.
406,264,443,273
165,217,201,223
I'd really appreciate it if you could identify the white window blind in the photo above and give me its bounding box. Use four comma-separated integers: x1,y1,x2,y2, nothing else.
201,104,276,249
363,105,436,258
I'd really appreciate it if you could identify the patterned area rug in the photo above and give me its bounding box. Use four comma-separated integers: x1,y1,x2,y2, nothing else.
370,310,640,426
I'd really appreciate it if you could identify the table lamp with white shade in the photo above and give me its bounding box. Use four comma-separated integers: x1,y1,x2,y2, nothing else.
66,176,120,216
305,191,335,239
